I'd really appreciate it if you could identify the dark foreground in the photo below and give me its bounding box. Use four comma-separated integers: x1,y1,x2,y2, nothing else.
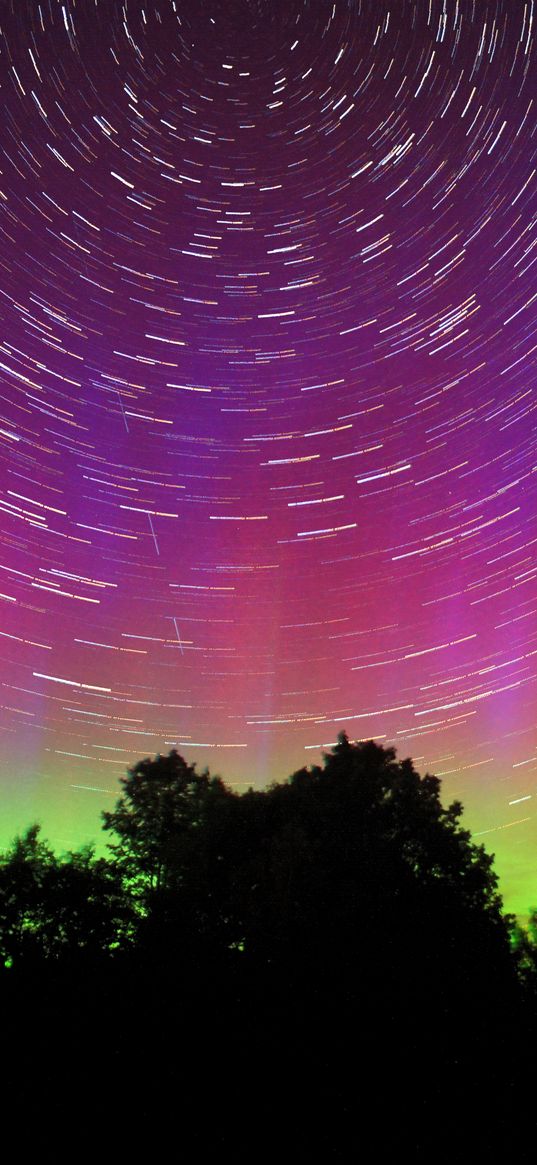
3,953,534,1159
2,738,536,1157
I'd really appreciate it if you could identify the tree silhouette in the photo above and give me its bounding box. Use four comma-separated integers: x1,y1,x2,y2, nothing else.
96,733,517,1028
219,734,512,986
0,824,55,967
0,737,532,1155
102,749,238,958
0,824,132,968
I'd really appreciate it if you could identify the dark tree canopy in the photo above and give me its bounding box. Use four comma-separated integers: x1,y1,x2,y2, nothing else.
93,734,514,1003
0,736,514,982
1,735,534,1157
101,749,239,956
204,734,513,1000
0,824,131,968
102,749,236,886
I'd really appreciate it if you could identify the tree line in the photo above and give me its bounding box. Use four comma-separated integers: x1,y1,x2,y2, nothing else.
2,735,536,1156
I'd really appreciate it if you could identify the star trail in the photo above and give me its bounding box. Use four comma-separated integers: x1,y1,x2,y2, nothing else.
0,0,536,914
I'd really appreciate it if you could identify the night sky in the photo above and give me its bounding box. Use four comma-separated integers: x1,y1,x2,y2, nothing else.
0,0,536,915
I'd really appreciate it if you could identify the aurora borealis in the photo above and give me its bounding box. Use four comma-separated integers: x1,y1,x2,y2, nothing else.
0,0,536,915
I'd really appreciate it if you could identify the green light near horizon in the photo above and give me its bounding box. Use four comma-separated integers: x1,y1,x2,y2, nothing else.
1,749,535,925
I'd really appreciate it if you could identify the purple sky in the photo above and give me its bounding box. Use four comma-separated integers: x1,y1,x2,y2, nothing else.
0,0,536,915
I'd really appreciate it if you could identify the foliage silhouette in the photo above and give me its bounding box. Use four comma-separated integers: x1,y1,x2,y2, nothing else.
0,823,132,968
1,735,535,1155
101,749,238,957
207,734,517,1021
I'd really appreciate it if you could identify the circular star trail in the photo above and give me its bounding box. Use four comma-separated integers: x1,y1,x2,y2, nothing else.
0,0,536,913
